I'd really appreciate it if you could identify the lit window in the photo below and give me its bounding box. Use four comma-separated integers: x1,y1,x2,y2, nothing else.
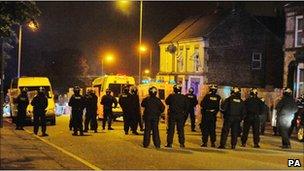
252,52,262,70
295,15,303,47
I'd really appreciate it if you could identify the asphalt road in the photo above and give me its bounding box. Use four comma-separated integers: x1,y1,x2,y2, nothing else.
14,115,304,169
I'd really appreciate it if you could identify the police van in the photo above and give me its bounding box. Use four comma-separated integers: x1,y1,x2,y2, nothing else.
9,77,56,125
91,75,135,119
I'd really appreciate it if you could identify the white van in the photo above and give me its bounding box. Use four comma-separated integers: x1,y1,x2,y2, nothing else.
91,75,135,119
9,77,56,125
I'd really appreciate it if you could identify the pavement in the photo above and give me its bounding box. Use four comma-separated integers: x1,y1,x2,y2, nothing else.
1,115,304,170
0,120,90,170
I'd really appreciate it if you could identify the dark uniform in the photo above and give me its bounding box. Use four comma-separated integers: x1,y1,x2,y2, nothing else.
84,90,98,132
219,88,245,149
260,99,269,135
128,89,141,135
200,87,221,147
276,88,298,148
241,90,264,148
165,85,189,148
185,88,198,131
14,90,29,130
119,87,131,134
141,87,165,148
68,87,85,136
101,89,118,130
31,87,48,136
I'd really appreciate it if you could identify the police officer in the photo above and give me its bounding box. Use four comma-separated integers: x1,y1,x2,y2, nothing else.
218,87,245,149
260,98,269,135
129,86,141,135
200,84,221,147
165,84,189,148
68,86,85,136
119,86,131,134
14,88,29,130
241,88,264,148
276,88,298,149
141,86,165,148
31,87,48,136
84,90,98,133
185,87,198,132
101,89,118,130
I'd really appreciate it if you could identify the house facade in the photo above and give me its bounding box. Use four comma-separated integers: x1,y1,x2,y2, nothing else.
157,8,283,95
283,3,304,98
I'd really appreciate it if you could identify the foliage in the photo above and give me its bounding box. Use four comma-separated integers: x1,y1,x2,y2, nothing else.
0,1,41,38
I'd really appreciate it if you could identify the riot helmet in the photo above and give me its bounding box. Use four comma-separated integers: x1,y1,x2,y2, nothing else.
250,88,258,97
232,86,241,97
38,87,45,95
209,84,218,94
123,85,130,94
21,87,28,95
188,87,194,94
73,86,81,95
130,86,138,95
149,86,157,97
106,89,112,95
173,84,182,94
283,87,292,96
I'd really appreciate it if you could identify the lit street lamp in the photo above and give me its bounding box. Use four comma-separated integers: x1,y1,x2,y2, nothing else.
18,20,39,78
101,53,114,76
139,44,153,77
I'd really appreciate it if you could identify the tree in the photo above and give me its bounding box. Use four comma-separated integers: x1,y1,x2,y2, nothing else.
43,49,90,93
0,1,41,127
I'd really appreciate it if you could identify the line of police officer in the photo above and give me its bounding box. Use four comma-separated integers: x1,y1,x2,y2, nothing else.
15,83,300,149
14,87,49,136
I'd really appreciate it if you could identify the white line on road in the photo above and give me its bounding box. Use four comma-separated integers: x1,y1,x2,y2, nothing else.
21,127,101,170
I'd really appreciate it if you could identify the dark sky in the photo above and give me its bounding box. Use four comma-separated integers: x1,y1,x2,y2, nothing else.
15,1,285,78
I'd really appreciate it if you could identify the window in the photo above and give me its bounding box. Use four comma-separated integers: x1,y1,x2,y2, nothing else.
295,15,303,47
252,52,262,70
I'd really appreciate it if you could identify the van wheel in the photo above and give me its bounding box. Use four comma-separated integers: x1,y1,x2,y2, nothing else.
297,126,304,142
50,116,56,125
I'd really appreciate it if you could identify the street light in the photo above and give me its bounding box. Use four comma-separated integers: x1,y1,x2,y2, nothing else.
144,69,150,75
116,0,143,83
101,53,114,76
138,44,153,77
17,20,39,78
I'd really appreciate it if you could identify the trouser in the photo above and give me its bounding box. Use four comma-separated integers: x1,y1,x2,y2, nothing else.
102,109,113,129
84,110,97,131
260,115,267,134
220,118,240,147
201,111,217,144
16,110,26,129
167,115,185,145
241,116,260,145
184,109,196,130
143,118,160,147
278,125,290,146
123,112,130,133
72,110,83,134
69,114,73,130
288,113,298,136
33,112,47,134
138,114,144,130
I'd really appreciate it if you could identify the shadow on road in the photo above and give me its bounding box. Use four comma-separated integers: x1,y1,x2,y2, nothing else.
187,147,227,154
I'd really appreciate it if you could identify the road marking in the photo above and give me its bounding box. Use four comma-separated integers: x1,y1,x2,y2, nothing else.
23,128,101,170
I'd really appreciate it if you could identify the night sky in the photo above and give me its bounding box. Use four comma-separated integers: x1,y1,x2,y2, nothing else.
7,1,285,81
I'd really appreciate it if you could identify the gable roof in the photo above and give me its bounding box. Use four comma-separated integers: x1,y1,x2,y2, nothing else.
158,10,228,44
159,9,282,44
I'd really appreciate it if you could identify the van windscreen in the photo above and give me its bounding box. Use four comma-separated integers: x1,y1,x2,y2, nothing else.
19,86,52,98
108,84,132,97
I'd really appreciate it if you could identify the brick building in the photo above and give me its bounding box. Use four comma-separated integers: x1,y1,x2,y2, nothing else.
283,2,304,98
157,7,284,96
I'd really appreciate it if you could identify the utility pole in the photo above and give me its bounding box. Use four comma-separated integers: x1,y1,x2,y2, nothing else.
0,38,4,128
138,0,143,84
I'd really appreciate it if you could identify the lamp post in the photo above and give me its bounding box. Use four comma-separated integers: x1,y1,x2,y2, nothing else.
17,21,38,78
138,0,143,84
